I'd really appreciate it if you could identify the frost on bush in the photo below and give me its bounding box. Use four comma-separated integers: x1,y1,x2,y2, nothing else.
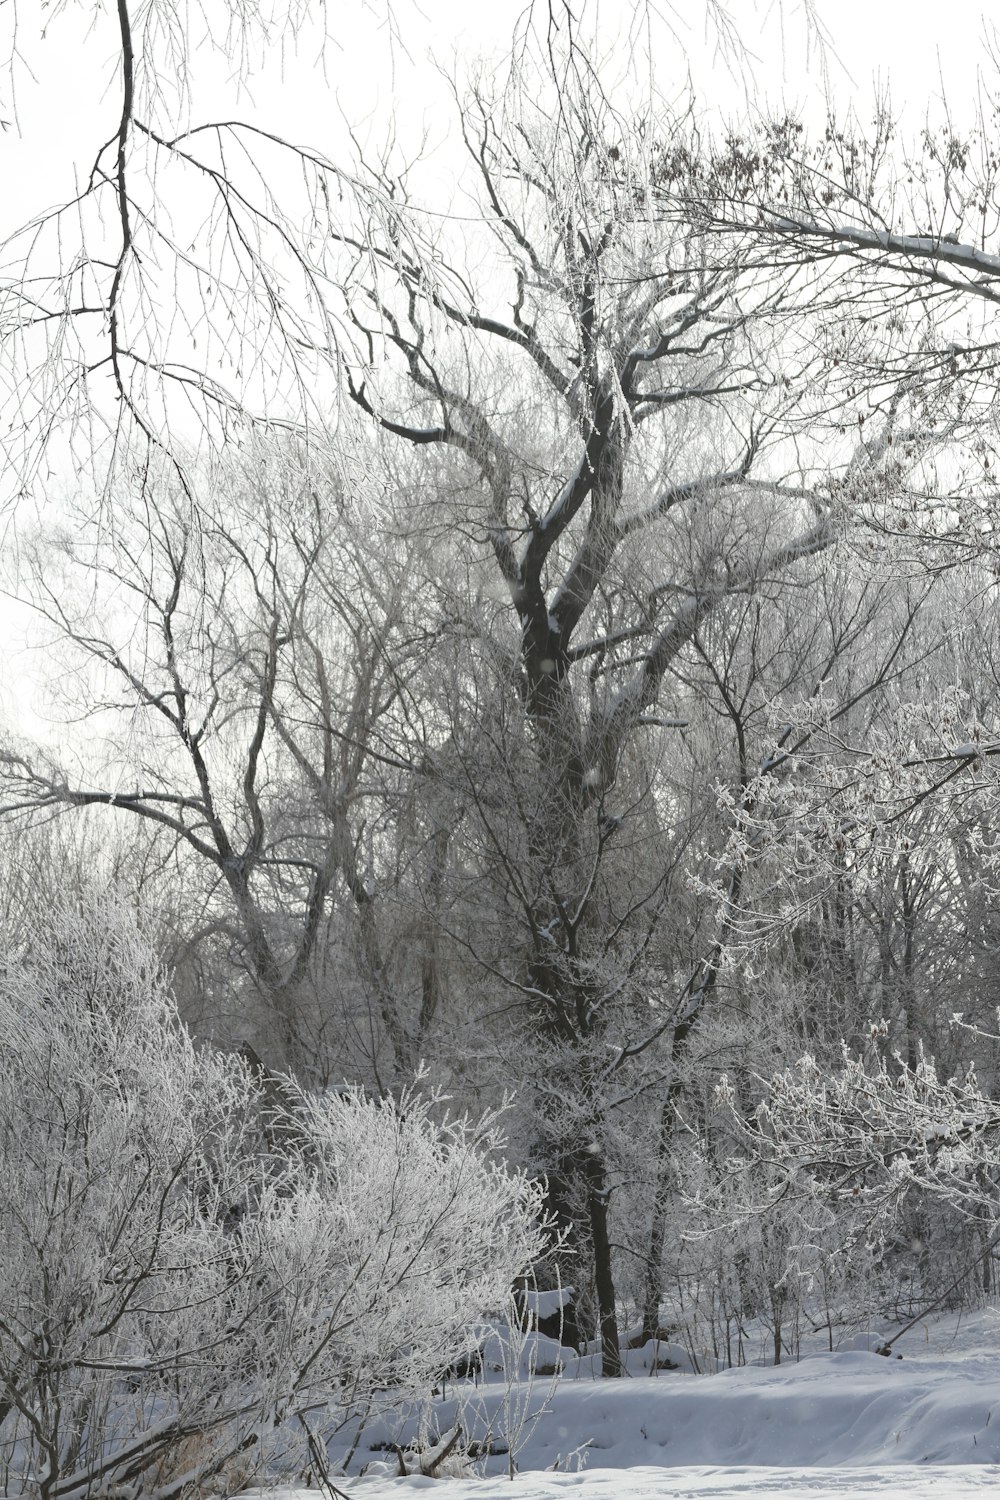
709,1041,1000,1329
0,896,544,1499
754,1045,1000,1225
266,1082,548,1423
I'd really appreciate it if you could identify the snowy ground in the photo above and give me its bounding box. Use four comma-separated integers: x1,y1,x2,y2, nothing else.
257,1305,1000,1498
306,1467,1000,1498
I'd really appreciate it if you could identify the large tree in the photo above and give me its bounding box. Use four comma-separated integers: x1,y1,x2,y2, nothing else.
330,39,944,1369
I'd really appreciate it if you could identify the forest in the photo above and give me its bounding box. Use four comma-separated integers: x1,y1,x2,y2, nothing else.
4,0,1000,1494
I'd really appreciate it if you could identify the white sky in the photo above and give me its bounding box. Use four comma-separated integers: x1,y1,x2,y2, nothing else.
3,1,992,209
0,0,994,739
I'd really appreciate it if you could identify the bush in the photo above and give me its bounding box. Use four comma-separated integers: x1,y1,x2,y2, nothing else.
0,895,543,1499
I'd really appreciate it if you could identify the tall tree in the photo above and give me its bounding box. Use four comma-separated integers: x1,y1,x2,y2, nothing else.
333,40,933,1370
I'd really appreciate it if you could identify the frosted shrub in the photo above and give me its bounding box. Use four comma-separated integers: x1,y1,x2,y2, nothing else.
273,1086,545,1414
711,1045,1000,1331
750,1046,1000,1228
0,897,544,1498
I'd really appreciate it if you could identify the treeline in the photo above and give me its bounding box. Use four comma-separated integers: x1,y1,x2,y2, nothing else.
3,0,1000,1393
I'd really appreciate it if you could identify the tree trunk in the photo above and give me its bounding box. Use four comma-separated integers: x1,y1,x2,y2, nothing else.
640,1088,674,1342
582,1150,622,1376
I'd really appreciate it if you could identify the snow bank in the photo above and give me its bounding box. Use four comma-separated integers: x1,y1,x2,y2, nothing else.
495,1347,1000,1469
330,1465,1000,1499
329,1305,1000,1486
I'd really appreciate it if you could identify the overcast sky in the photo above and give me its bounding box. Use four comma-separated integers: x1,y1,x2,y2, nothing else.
0,0,994,737
3,0,992,217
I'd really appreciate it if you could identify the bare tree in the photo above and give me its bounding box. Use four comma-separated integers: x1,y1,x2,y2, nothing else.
0,435,444,1076
656,91,1000,547
328,31,942,1370
0,0,832,514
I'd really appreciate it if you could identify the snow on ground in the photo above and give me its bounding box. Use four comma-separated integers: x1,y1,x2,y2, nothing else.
259,1306,1000,1498
280,1466,1000,1498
